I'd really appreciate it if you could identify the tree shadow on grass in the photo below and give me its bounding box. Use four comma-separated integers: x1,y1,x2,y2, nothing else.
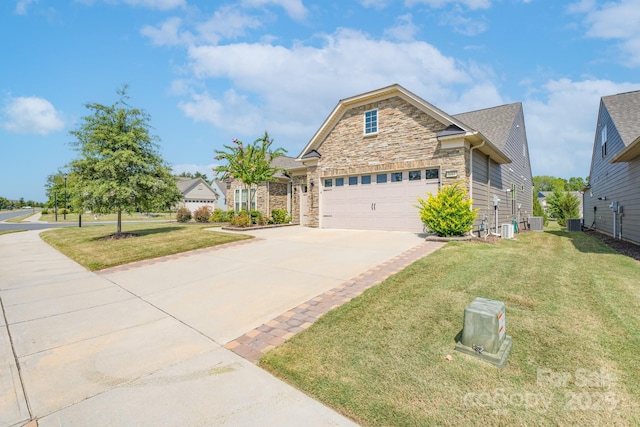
547,230,640,261
92,226,185,241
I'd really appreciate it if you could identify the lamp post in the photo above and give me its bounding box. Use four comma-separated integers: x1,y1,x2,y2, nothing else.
63,174,67,220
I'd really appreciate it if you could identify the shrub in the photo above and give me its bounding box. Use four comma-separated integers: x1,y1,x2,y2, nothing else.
41,208,49,215
176,207,192,223
230,211,252,227
271,209,291,224
250,210,268,225
416,182,478,237
210,208,232,223
546,190,580,227
193,205,212,223
533,192,549,226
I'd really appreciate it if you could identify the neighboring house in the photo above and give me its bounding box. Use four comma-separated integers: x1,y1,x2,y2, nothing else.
584,90,640,244
226,84,533,233
539,191,584,218
211,180,227,211
176,177,220,213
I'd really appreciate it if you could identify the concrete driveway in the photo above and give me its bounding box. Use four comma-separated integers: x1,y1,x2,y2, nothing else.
0,226,434,427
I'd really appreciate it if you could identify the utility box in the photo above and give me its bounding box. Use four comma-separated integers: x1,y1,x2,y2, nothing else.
455,297,512,368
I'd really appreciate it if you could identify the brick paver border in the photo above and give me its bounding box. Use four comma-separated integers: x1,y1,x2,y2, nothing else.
225,240,445,363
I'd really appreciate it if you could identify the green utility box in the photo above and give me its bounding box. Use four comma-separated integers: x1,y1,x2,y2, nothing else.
455,297,512,368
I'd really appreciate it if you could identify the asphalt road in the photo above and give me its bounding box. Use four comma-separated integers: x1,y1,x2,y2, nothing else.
0,210,79,231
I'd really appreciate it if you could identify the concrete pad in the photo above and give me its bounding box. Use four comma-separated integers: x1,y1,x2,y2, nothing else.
0,323,30,427
20,316,216,417
38,346,358,427
4,285,133,324
11,297,165,357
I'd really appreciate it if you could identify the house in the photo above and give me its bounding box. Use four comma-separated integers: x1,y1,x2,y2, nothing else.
583,90,640,244
226,84,533,234
211,180,227,210
176,177,220,213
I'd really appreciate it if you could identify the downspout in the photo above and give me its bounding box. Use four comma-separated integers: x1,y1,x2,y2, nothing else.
469,140,486,204
469,140,485,235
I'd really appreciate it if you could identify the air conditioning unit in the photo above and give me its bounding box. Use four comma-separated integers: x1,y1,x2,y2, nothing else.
567,218,582,232
530,216,544,232
501,223,514,239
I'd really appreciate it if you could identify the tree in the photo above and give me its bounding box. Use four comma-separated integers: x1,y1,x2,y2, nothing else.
532,190,549,226
68,86,182,235
546,189,580,227
567,176,587,191
213,131,287,212
0,196,9,210
416,182,478,237
176,171,210,182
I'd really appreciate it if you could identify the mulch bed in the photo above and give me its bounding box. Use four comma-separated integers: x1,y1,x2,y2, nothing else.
98,233,139,241
584,229,640,262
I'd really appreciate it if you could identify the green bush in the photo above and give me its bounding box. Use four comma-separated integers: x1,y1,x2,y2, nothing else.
271,209,291,224
533,192,549,226
41,208,49,215
416,182,478,237
176,207,192,223
250,210,269,225
193,205,212,223
546,190,580,227
210,208,232,223
230,211,252,227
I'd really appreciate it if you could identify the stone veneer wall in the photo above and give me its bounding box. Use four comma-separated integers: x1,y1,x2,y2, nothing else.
225,180,290,217
305,96,470,227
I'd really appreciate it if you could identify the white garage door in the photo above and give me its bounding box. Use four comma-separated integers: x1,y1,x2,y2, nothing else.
321,169,440,232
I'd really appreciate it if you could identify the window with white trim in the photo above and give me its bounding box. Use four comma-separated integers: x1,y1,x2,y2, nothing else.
234,188,256,212
601,125,607,158
364,109,378,134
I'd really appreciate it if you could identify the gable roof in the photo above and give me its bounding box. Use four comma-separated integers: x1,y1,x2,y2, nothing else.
176,177,218,198
297,84,510,164
603,90,640,163
453,103,522,151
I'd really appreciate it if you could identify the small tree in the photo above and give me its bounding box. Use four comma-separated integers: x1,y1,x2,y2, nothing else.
547,190,580,227
68,86,182,235
193,205,212,223
533,191,549,226
416,182,478,237
213,131,287,212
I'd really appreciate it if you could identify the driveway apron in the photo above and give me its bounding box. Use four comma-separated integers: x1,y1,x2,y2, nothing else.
0,226,437,426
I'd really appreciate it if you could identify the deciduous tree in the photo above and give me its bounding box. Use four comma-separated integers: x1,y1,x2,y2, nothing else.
68,86,181,235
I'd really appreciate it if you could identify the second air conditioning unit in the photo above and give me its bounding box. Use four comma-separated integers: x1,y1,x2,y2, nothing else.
501,223,514,239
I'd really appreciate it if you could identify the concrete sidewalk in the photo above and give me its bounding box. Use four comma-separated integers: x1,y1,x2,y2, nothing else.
0,227,442,426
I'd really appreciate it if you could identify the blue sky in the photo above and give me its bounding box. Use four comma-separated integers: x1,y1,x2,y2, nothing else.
2,0,640,202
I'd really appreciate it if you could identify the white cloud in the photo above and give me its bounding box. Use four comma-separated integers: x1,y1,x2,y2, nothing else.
524,78,640,178
384,14,420,41
141,17,194,46
241,0,308,20
405,0,491,10
196,6,263,44
440,7,487,36
15,0,38,15
571,0,640,66
120,0,185,10
1,96,64,135
179,28,506,151
360,0,390,9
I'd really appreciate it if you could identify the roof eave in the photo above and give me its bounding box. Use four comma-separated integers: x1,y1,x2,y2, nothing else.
611,135,640,163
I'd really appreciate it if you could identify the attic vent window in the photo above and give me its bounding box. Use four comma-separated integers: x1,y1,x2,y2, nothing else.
601,125,607,158
364,109,378,134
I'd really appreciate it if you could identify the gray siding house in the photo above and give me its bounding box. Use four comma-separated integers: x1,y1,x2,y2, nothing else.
584,90,640,244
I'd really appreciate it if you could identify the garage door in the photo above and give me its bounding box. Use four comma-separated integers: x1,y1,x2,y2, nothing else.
321,169,440,232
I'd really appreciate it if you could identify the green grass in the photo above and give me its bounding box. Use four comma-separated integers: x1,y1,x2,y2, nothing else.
41,223,252,270
261,224,640,426
4,212,38,222
0,229,27,236
37,211,173,223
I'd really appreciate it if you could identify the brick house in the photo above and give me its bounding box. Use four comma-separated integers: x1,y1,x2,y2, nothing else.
227,84,533,233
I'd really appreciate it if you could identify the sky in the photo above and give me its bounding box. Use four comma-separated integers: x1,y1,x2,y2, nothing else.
2,0,640,202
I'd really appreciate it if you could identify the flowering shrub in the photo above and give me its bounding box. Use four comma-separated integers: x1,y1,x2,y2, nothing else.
230,211,252,227
193,205,212,223
176,207,192,223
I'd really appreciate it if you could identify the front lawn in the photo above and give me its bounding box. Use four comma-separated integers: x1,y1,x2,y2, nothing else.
41,223,252,270
261,226,640,426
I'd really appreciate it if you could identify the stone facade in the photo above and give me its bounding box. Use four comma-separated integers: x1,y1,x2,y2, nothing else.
304,96,471,227
226,179,291,218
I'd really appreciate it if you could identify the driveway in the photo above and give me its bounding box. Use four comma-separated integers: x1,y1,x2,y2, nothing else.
0,226,437,427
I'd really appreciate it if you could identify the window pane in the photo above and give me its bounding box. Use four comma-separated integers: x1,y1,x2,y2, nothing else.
349,176,358,185
324,178,333,187
425,168,439,179
365,109,378,134
376,173,387,183
335,178,344,186
361,175,371,185
391,172,403,182
409,170,421,181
